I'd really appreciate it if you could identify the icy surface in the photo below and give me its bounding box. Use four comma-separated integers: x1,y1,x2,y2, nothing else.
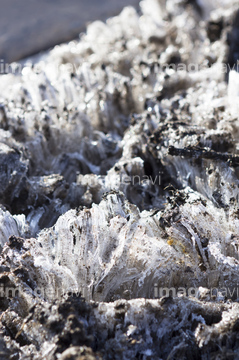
1,0,239,359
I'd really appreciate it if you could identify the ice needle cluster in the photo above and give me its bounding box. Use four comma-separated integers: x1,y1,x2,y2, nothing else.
1,0,239,358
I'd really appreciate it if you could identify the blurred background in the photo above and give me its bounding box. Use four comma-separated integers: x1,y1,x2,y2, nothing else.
0,0,140,63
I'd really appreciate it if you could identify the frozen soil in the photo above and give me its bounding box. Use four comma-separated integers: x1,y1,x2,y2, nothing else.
1,0,239,359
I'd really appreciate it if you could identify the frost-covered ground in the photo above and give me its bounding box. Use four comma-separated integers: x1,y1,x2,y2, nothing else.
1,0,239,358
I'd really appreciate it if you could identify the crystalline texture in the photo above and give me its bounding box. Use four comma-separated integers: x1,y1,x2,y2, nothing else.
0,0,239,359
